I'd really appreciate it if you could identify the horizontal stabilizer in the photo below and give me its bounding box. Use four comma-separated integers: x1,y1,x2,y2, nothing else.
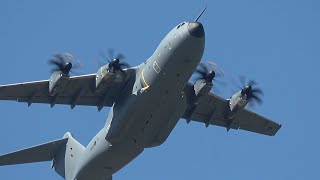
0,138,68,166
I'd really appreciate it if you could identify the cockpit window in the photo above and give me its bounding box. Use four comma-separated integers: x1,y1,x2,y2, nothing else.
176,22,186,29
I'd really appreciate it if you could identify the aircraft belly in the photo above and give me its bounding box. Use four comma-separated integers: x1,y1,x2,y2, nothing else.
78,89,185,180
127,66,188,147
105,71,187,148
106,59,182,143
77,143,143,180
75,129,143,180
143,90,186,147
115,44,201,147
84,27,205,178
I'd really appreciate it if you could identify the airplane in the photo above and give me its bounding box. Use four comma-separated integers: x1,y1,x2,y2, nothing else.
0,8,281,180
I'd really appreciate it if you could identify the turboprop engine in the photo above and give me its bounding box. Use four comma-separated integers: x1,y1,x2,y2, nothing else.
229,78,263,112
193,61,224,96
95,49,130,91
48,52,81,95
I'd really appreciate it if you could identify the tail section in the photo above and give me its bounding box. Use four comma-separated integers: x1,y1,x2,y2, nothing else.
52,132,85,179
0,132,85,180
0,137,68,166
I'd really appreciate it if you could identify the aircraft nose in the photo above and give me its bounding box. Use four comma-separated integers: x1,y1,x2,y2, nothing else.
188,22,204,38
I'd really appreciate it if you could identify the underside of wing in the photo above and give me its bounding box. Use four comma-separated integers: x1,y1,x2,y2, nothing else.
236,109,281,136
0,68,137,109
182,83,281,136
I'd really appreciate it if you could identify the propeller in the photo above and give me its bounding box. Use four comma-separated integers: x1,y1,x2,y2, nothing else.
237,76,264,106
100,48,130,73
194,61,224,86
48,52,81,76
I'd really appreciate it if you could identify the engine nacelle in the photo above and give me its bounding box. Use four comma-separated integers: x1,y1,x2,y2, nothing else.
95,64,119,93
96,64,112,88
229,91,249,112
193,79,213,96
49,71,68,95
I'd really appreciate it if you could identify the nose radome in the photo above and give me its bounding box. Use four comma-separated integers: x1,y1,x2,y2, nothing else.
188,22,204,38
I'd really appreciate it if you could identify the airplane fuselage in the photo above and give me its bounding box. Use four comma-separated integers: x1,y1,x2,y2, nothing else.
0,10,281,179
70,22,205,180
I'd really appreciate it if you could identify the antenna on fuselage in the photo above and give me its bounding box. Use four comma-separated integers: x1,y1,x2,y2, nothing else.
195,6,207,22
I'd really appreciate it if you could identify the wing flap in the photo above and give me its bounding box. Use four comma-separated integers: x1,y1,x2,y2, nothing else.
0,80,49,100
16,96,106,106
237,109,281,136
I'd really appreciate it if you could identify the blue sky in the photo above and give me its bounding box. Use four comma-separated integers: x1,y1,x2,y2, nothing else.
0,0,319,179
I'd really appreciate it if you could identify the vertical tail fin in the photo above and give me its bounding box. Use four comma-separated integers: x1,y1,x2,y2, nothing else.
52,132,85,179
0,132,85,180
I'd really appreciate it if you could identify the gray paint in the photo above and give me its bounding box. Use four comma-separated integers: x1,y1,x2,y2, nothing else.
0,21,205,180
0,18,281,180
73,22,205,179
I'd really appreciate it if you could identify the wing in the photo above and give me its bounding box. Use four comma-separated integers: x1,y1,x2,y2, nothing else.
182,83,281,136
0,69,136,109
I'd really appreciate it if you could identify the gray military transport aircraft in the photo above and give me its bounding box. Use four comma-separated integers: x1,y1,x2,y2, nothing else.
0,8,281,180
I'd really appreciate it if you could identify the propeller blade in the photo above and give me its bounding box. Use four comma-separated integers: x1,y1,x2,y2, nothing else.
251,93,263,105
215,69,224,78
198,63,209,73
248,80,257,87
194,76,204,82
48,52,81,76
108,48,114,61
53,53,66,64
195,69,207,79
48,59,61,66
194,61,225,93
239,76,246,88
232,75,265,107
72,61,83,69
234,76,264,106
99,49,130,72
116,53,125,60
207,61,217,69
64,52,73,63
252,88,264,95
119,62,130,68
